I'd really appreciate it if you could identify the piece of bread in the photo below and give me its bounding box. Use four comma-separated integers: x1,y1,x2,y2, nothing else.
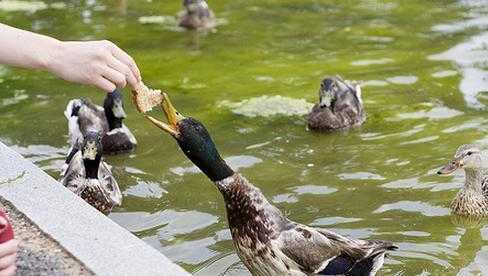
131,82,164,113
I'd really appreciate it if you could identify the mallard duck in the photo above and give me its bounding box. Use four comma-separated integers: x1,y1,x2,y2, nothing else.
308,76,366,131
438,144,488,216
178,0,216,30
64,89,137,157
144,93,396,276
60,131,122,214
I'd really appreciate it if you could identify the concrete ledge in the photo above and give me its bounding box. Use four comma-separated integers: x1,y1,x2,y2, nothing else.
0,142,190,276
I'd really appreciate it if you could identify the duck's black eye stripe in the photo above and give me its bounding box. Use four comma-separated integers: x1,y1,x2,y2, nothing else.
467,152,473,156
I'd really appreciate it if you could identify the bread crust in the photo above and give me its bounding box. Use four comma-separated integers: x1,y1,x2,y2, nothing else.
131,82,164,113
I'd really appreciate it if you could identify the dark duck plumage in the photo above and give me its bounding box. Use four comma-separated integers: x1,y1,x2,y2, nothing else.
144,93,396,276
64,89,137,158
178,0,216,30
308,76,366,131
59,131,122,214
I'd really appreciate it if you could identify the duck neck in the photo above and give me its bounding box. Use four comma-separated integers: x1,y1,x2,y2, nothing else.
84,158,101,179
104,108,123,130
215,173,290,242
177,142,234,182
464,168,485,193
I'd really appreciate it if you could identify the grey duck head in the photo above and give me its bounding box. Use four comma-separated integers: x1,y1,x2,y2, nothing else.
318,76,359,108
438,144,485,175
183,0,209,13
145,93,234,182
82,131,103,179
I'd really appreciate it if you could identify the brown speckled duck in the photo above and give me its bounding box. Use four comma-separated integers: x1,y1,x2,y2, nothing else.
438,144,488,216
144,93,396,276
178,0,216,30
308,76,365,131
60,131,122,214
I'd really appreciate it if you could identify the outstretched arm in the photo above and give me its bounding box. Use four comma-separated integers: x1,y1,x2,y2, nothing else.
0,23,141,92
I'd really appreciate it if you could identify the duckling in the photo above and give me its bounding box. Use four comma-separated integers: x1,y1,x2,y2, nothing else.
438,144,488,216
64,89,137,157
144,93,396,276
60,131,122,214
308,76,366,131
178,0,216,30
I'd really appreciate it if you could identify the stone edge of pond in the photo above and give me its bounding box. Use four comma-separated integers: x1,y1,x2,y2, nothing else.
0,142,191,276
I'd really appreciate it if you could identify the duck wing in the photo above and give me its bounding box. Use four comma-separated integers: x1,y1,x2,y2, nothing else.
65,99,109,149
308,104,344,130
77,101,109,135
59,151,87,195
482,176,488,198
98,161,122,206
277,225,396,275
102,125,137,154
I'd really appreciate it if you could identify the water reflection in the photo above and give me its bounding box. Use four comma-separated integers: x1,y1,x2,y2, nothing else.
170,155,262,176
374,201,450,217
430,2,488,109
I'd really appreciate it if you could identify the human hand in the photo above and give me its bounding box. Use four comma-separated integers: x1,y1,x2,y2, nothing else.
46,40,141,92
0,239,17,276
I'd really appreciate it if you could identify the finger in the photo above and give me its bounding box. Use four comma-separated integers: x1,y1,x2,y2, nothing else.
93,77,116,93
102,67,127,89
110,45,141,82
0,253,15,270
108,57,138,88
0,217,7,227
0,240,17,259
0,264,16,276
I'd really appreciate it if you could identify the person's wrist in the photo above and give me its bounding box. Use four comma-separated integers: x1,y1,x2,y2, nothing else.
40,39,63,73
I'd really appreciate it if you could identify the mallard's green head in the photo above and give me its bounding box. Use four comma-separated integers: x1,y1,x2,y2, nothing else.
82,131,102,160
82,131,103,179
145,93,234,182
438,144,483,175
104,89,126,119
319,77,346,108
104,89,126,130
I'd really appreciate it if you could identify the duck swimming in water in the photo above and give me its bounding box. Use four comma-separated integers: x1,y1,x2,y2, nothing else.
60,131,122,214
143,93,396,276
64,89,137,158
178,0,216,30
308,76,365,131
438,144,488,216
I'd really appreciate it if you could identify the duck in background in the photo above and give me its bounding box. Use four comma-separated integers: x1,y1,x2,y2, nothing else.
142,92,396,276
438,144,488,216
308,76,366,131
60,131,122,214
178,0,216,30
64,89,137,160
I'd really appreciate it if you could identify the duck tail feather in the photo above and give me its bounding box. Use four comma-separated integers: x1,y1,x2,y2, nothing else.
65,99,83,119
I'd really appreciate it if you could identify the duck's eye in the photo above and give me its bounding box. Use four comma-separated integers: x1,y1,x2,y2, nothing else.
467,151,473,156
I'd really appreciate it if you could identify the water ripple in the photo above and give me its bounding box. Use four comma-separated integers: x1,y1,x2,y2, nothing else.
374,201,450,217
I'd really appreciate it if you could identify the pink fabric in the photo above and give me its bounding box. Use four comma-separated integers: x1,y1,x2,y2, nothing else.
0,210,14,243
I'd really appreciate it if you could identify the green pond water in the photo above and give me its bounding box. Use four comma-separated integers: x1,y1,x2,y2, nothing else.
3,0,488,274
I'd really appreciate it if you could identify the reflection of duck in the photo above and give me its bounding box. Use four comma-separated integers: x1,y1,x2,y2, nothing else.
116,0,127,15
178,0,215,30
308,76,366,131
144,93,396,276
60,131,122,214
64,89,137,157
452,226,485,273
438,144,488,216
